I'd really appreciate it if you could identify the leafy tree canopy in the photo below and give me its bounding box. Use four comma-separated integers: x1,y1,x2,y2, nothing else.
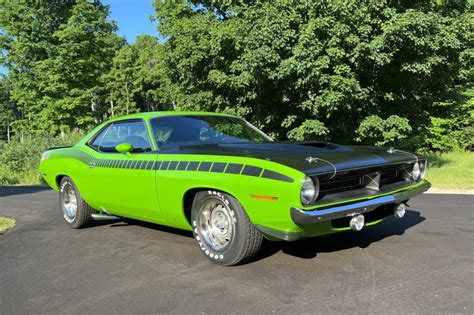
0,0,472,152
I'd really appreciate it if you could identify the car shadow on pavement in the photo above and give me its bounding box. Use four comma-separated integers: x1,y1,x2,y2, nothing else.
255,210,425,262
0,186,51,197
108,218,194,238
91,209,424,264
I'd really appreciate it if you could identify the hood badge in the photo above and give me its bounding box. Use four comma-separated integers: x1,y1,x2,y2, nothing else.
305,156,318,164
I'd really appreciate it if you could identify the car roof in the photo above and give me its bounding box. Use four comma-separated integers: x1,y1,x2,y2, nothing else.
106,111,238,122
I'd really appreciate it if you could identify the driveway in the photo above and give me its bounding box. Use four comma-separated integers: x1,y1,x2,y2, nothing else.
0,187,473,314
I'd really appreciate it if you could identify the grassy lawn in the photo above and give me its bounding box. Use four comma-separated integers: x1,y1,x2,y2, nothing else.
425,151,474,190
0,217,16,234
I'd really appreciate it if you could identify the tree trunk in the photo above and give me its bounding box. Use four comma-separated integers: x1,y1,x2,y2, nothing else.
90,92,99,124
6,117,10,143
110,100,115,117
125,79,130,115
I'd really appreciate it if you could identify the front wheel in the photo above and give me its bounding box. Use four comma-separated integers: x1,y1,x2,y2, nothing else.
59,177,92,229
191,190,263,266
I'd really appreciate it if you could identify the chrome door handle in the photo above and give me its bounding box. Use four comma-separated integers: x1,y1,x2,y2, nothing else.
89,161,96,168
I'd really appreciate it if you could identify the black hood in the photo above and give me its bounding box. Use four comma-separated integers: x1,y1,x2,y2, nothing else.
163,141,417,175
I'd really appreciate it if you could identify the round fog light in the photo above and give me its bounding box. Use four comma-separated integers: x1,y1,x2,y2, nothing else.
394,203,406,219
349,214,365,231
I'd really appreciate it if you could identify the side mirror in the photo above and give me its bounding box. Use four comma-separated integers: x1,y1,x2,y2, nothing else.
115,143,133,154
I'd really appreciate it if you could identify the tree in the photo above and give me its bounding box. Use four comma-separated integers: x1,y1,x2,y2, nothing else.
0,0,122,135
103,34,175,116
153,0,471,149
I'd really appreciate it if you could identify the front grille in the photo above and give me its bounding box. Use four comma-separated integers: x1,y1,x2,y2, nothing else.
312,162,415,205
319,176,364,194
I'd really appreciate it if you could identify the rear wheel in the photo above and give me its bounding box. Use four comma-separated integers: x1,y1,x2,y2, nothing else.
191,190,263,266
59,177,92,229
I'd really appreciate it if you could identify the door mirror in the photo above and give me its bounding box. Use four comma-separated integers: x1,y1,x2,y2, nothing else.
115,143,133,154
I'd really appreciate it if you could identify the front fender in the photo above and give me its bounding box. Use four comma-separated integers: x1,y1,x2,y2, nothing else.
153,155,304,231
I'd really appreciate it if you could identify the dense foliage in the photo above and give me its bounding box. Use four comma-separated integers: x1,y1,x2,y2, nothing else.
0,0,472,153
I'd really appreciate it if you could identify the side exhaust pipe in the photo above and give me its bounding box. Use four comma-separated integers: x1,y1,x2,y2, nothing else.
349,214,365,231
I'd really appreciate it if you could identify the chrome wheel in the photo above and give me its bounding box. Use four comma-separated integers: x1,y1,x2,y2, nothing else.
62,183,78,223
197,198,235,251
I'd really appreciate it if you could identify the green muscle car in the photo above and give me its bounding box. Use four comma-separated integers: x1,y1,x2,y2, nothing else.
39,112,431,265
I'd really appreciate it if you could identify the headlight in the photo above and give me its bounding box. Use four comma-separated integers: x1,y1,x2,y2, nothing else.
412,162,421,180
411,161,427,181
301,176,319,205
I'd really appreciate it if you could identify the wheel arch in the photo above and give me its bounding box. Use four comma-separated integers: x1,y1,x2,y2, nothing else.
182,187,241,227
55,174,69,190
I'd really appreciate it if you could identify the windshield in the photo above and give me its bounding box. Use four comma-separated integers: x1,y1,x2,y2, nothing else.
150,115,272,150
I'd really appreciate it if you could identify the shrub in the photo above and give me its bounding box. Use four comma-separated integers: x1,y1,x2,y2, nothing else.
0,132,84,185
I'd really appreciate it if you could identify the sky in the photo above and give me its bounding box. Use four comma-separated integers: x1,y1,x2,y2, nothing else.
103,0,158,43
0,1,158,74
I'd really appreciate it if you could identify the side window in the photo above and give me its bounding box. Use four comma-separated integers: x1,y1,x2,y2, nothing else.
89,125,109,150
89,120,152,153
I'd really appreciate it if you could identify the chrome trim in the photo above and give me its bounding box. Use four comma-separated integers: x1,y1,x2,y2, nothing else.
291,180,431,224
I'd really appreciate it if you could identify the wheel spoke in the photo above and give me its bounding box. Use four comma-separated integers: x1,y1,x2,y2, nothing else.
197,198,234,251
62,184,78,223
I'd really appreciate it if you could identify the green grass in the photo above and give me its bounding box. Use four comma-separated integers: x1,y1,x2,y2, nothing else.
0,217,16,234
425,151,474,190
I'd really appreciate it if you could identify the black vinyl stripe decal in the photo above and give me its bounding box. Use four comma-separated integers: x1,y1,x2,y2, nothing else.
198,162,212,172
187,161,199,171
261,169,295,183
168,161,178,171
177,161,188,170
211,162,226,173
71,150,294,183
242,165,263,177
225,163,243,174
160,161,170,170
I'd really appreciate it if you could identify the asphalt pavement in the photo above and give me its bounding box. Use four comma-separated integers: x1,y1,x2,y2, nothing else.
0,187,473,314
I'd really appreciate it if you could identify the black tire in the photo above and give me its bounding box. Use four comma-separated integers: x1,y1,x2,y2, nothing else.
59,177,92,229
191,190,263,266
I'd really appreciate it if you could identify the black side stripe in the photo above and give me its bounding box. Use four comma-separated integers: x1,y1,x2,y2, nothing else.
242,165,262,177
261,169,294,183
198,162,212,172
225,163,243,174
72,149,294,183
211,162,226,173
187,161,199,171
168,161,178,171
177,161,188,170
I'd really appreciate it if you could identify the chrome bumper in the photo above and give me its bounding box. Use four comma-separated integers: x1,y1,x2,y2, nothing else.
291,180,431,225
